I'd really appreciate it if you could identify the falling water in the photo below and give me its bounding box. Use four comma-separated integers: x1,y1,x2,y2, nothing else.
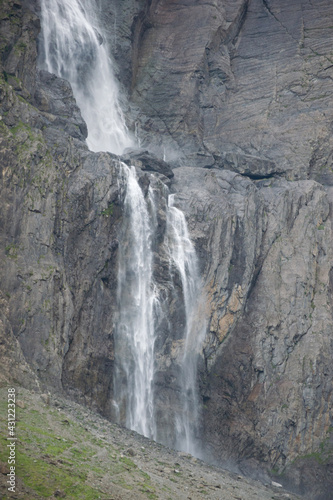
39,0,133,154
114,178,204,451
166,195,205,455
114,165,158,439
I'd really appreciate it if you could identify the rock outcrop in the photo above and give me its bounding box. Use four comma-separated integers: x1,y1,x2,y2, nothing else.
112,0,333,184
0,1,332,499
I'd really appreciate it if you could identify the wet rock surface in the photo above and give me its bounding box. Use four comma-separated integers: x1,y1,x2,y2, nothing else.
122,149,174,179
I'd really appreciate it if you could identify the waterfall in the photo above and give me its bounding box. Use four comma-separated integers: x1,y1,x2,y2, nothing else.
39,0,133,154
39,0,204,456
113,164,158,439
114,176,204,452
166,195,205,456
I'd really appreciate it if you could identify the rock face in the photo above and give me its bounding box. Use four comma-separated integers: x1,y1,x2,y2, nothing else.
124,0,333,183
172,168,333,497
0,1,333,500
0,0,122,411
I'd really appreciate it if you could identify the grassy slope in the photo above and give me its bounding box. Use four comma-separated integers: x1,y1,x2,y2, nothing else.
0,387,302,500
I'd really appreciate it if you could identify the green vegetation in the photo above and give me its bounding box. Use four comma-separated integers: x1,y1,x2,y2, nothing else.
0,389,163,499
0,407,103,499
119,455,137,468
101,203,114,217
292,427,333,467
12,451,101,499
5,242,19,259
139,482,158,499
15,40,27,51
10,120,33,137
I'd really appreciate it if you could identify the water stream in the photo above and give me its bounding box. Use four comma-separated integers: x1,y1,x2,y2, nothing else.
113,165,158,439
166,195,205,455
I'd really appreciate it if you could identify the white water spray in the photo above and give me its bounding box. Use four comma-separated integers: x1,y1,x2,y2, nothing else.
166,195,205,455
39,0,133,154
114,165,158,439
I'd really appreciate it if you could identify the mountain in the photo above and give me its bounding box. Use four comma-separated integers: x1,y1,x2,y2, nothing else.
0,1,332,498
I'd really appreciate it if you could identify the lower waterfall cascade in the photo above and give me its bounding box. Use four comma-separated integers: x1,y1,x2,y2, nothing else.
112,165,205,455
39,0,205,456
166,195,206,455
113,164,158,440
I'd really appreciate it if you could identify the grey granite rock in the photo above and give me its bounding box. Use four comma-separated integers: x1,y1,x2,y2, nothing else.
106,0,333,184
34,70,88,141
121,149,174,178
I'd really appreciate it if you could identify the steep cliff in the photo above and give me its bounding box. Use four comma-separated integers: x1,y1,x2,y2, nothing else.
110,3,333,496
127,0,333,183
0,1,332,499
173,167,333,498
0,0,121,408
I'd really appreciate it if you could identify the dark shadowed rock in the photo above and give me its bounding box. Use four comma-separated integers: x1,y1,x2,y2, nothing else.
214,152,285,179
0,0,40,96
121,149,174,179
34,70,88,141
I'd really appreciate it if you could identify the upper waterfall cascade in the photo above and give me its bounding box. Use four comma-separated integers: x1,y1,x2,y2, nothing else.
39,0,204,456
39,0,133,154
